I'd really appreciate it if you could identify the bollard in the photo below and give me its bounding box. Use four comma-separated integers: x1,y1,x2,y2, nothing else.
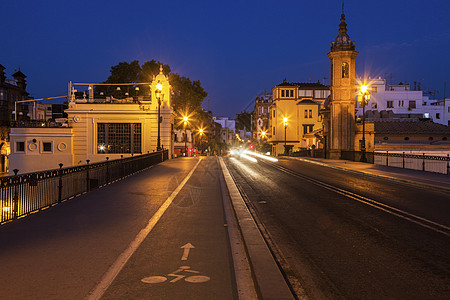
58,163,63,203
386,151,389,166
86,160,90,192
402,152,405,169
12,169,19,219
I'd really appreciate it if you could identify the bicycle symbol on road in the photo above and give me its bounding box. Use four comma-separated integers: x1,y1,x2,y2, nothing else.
141,265,210,284
141,243,210,285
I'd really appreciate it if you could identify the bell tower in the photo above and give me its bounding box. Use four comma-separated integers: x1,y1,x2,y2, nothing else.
327,10,358,158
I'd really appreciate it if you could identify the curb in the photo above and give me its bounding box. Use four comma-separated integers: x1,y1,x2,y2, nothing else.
219,158,294,300
287,156,450,194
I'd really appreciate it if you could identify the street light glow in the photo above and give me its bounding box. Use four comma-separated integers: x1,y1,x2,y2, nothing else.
156,83,163,91
360,84,368,93
283,117,288,126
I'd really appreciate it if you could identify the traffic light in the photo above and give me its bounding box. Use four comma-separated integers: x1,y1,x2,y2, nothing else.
249,144,254,150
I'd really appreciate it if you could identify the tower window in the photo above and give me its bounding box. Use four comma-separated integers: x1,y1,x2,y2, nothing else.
342,62,349,78
281,90,285,97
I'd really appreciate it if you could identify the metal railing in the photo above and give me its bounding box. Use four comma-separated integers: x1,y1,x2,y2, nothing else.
292,150,449,174
374,151,450,174
0,150,168,224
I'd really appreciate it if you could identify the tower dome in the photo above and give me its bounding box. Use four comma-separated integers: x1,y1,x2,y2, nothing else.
330,13,355,51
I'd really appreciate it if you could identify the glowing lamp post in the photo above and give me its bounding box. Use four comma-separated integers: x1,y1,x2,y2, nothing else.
358,84,370,162
283,117,288,154
183,116,189,156
155,83,163,151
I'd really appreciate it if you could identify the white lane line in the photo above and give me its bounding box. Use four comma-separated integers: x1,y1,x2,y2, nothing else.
271,162,450,237
86,158,203,300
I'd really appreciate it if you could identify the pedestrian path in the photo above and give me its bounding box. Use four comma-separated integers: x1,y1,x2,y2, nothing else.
288,156,450,192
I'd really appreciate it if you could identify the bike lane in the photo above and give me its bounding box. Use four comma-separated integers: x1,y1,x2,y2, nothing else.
98,157,238,299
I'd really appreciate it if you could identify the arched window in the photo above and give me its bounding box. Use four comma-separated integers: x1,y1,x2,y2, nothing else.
342,62,349,78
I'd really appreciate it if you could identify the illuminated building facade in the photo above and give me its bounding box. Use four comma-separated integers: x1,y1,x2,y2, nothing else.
8,68,174,174
269,80,329,155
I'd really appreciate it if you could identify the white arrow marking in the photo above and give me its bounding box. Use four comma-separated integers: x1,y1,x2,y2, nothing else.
180,243,195,261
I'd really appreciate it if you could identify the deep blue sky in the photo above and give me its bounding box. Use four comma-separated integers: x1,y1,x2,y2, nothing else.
1,0,450,117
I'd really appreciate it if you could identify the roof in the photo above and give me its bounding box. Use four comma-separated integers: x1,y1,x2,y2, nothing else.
374,120,450,135
0,64,5,71
276,81,328,89
297,99,318,105
12,69,26,78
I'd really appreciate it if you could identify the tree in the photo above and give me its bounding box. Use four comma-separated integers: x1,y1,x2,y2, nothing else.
99,60,208,131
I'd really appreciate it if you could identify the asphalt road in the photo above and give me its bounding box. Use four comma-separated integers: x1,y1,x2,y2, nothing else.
224,156,450,299
0,157,238,300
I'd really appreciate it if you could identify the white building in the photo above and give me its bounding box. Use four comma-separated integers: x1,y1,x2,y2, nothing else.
356,77,449,125
8,67,174,174
213,116,235,144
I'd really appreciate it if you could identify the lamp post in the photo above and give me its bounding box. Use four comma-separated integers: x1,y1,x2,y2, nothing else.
155,83,163,151
358,84,370,162
199,128,204,155
183,116,188,156
283,117,288,155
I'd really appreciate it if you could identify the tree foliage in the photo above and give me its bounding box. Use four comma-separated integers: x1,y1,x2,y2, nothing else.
99,60,208,130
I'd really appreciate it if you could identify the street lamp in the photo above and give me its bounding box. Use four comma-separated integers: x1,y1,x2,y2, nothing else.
155,82,163,151
260,130,266,139
283,117,288,154
183,116,188,157
358,84,371,162
198,128,204,155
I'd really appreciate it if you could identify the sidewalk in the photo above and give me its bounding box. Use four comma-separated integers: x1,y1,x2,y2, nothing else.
288,156,450,193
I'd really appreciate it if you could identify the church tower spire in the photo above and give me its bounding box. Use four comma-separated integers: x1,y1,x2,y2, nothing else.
326,8,359,158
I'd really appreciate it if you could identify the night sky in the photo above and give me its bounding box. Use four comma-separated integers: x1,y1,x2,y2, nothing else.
1,0,449,117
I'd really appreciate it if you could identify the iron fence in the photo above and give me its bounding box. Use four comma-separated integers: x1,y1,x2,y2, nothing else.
292,150,449,175
0,150,168,224
374,151,450,174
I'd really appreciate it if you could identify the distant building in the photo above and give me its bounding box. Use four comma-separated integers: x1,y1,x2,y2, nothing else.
0,65,30,172
213,116,235,144
356,78,449,125
253,92,272,141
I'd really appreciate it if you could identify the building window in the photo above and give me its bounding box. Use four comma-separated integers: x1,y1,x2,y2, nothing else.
42,142,52,152
303,124,314,134
281,90,285,97
371,87,377,93
424,113,430,118
273,110,275,118
290,90,293,97
304,110,308,118
309,110,312,118
436,113,440,119
272,127,275,135
409,101,416,109
399,100,404,107
97,123,142,154
342,62,349,78
371,102,377,109
16,141,25,152
387,101,394,108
